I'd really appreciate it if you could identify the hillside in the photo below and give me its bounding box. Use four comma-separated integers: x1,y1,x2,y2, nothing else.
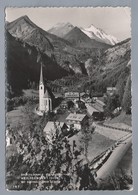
99,38,131,102
83,38,131,113
84,37,131,85
101,38,131,70
6,31,70,97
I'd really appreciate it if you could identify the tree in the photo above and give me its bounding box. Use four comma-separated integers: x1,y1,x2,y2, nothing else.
80,121,94,163
122,76,131,114
104,94,121,117
67,101,74,109
7,101,97,190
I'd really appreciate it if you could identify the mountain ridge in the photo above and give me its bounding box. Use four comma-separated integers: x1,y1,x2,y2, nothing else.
6,16,111,75
47,22,118,46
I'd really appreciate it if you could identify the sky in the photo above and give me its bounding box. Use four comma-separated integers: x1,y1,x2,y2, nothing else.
5,7,131,41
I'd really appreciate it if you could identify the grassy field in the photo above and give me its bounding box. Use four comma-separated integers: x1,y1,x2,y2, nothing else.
6,106,26,129
95,123,129,140
23,89,39,97
6,104,39,128
87,132,115,161
105,112,132,127
68,131,115,162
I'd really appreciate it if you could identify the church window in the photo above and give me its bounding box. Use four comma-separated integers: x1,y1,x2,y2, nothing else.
49,99,51,109
10,138,12,144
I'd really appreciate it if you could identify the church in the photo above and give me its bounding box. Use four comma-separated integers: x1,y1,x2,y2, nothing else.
39,65,52,113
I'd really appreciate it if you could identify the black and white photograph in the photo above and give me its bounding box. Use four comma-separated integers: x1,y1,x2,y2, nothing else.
5,7,132,190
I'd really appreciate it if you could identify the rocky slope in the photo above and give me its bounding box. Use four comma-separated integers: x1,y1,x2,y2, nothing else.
101,38,131,70
85,38,131,76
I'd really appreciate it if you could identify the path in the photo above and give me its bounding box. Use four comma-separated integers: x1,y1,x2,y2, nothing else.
94,122,129,140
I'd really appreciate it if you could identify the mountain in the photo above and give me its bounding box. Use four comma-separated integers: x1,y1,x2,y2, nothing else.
6,16,87,74
63,26,110,49
48,22,118,46
81,24,118,45
7,15,73,57
48,22,74,38
7,15,129,99
7,16,111,75
7,16,109,50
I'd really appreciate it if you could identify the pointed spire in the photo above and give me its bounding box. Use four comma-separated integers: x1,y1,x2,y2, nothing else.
39,64,44,85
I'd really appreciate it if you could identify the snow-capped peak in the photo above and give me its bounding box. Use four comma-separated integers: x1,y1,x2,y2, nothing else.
81,24,118,45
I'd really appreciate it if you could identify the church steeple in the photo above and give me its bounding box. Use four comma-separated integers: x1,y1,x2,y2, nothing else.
39,64,52,113
39,65,44,112
39,64,44,85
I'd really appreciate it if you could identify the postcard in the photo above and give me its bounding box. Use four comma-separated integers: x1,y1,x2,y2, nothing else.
5,7,132,190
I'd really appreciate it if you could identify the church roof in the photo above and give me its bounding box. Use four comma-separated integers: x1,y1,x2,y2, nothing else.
44,89,51,98
39,65,44,84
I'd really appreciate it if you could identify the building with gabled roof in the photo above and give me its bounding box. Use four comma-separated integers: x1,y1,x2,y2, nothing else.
66,113,89,130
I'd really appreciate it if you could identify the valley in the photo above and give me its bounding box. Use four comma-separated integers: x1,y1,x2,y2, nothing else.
5,13,132,191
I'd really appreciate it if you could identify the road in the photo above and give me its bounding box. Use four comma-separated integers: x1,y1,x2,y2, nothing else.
95,134,132,183
86,101,132,186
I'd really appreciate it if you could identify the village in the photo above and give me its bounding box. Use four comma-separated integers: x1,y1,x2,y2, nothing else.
6,65,119,147
6,65,132,190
